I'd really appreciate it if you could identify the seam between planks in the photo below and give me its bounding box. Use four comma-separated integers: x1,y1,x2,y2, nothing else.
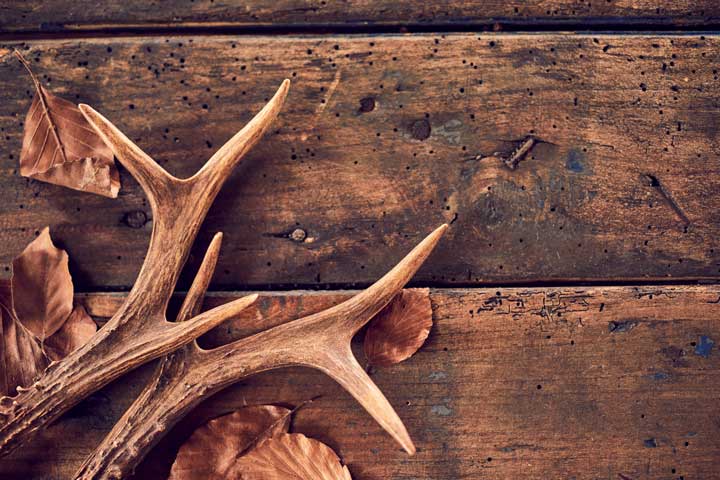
4,22,720,41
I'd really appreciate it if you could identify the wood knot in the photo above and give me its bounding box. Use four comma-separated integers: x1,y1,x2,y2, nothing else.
290,228,307,242
123,210,148,229
410,119,431,140
358,97,375,113
641,173,660,187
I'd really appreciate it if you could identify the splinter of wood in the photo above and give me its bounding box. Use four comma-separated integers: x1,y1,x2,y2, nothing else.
75,224,447,480
0,80,291,456
503,137,536,170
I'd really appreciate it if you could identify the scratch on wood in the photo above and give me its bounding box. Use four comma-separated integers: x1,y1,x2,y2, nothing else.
318,69,341,116
642,173,690,226
301,69,341,141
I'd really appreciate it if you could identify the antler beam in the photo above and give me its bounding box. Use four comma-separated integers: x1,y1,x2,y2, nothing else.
0,80,291,456
75,224,447,480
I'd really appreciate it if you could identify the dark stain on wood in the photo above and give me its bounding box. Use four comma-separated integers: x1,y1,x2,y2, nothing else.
122,210,148,229
410,118,431,140
565,148,585,173
358,97,375,113
608,319,638,333
694,335,715,358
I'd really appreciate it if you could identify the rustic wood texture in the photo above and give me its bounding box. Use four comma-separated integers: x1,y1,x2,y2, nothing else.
1,34,719,289
1,1,719,32
0,286,717,479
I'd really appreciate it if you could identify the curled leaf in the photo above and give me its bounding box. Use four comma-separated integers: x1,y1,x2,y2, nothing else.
15,51,119,198
363,288,433,367
229,433,352,480
11,227,73,340
0,281,47,396
169,405,292,480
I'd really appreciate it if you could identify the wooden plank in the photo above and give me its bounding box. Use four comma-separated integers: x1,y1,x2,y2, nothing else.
0,285,718,478
1,1,719,33
1,34,719,289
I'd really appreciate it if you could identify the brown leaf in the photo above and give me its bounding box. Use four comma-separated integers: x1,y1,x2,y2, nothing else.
0,281,50,396
11,227,74,340
363,288,433,367
229,433,352,480
169,405,292,480
15,51,119,198
0,231,97,396
45,305,96,362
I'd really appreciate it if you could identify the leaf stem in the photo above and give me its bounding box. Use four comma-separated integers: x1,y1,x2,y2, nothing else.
221,397,322,476
13,50,42,89
13,49,68,164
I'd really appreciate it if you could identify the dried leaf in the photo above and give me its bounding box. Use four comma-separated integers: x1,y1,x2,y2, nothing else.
363,288,432,367
169,405,292,480
45,305,96,361
11,227,73,340
0,281,48,396
15,51,119,198
229,433,352,480
0,230,97,396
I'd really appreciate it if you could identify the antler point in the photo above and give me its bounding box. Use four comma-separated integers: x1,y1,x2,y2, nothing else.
405,441,417,456
77,103,96,118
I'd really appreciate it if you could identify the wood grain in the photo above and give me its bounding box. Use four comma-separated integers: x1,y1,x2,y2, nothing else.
1,1,718,32
1,34,720,289
0,286,717,479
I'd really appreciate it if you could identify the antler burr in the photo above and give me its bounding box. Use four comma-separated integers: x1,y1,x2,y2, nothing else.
0,80,291,456
75,224,447,479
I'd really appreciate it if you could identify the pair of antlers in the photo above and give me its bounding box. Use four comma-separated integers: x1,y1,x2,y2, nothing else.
0,79,447,479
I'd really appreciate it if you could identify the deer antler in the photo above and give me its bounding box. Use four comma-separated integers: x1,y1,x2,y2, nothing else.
75,224,447,479
0,80,291,456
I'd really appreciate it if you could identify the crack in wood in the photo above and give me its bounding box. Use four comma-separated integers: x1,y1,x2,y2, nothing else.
642,173,690,226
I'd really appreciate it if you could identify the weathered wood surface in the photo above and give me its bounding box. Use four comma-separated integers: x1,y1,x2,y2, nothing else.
0,286,718,479
1,1,719,33
1,34,720,289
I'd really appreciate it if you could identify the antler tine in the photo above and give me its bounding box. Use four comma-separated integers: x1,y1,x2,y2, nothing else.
290,224,447,454
74,225,446,478
80,79,290,202
164,293,258,347
74,233,224,480
333,223,448,338
193,79,290,188
79,104,173,202
320,344,416,454
176,232,223,322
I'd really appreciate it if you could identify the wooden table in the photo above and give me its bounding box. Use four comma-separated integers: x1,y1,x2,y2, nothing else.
1,2,719,478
